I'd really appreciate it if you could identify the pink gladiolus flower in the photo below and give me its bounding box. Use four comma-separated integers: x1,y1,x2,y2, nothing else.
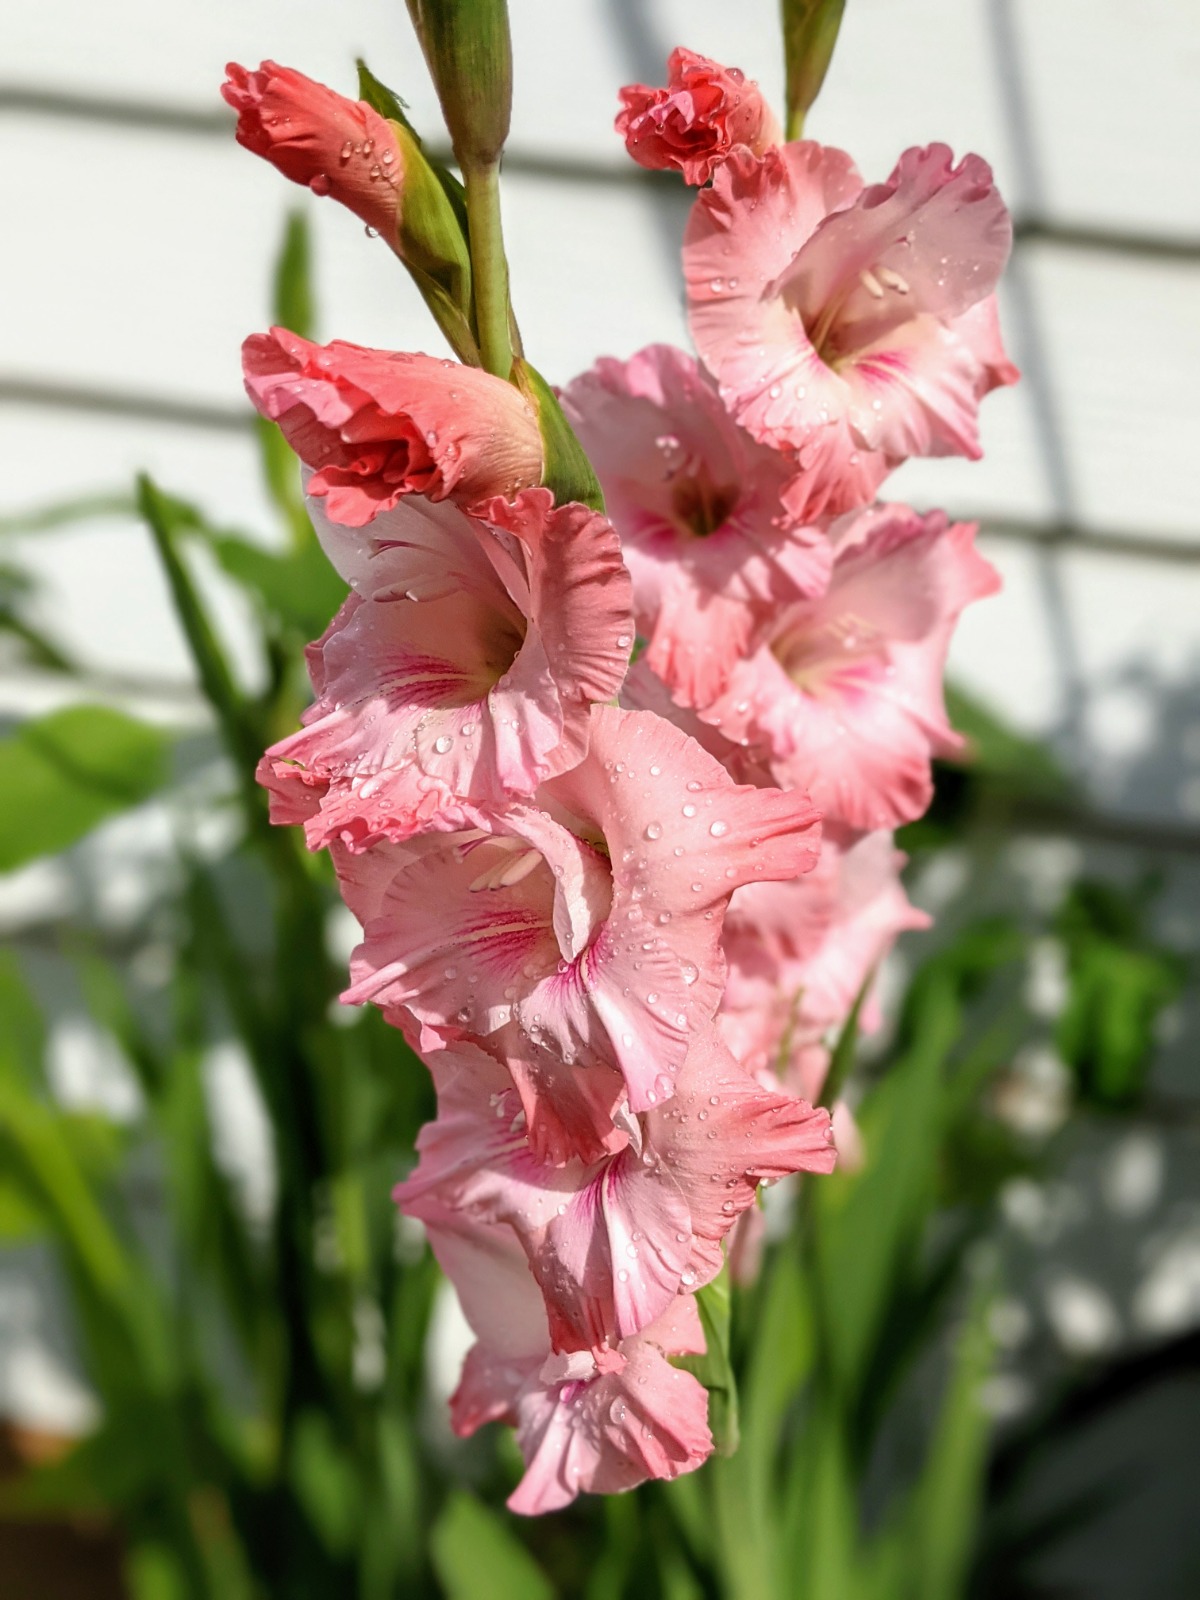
222,62,406,241
700,505,1000,832
342,706,821,1154
411,1206,713,1512
718,830,930,1092
684,142,1018,518
563,345,831,707
242,329,544,526
395,1030,833,1348
616,48,782,186
257,489,634,847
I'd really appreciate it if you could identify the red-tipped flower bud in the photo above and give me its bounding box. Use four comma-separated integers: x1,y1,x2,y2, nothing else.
223,62,405,237
616,49,781,187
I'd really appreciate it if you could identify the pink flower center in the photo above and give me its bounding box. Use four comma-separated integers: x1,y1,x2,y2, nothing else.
670,472,740,538
770,609,884,694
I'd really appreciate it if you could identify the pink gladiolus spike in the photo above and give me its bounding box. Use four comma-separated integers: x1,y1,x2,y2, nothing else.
223,62,406,241
256,489,633,847
616,48,782,186
700,505,1000,832
684,142,1018,517
241,330,543,525
563,345,832,708
396,1032,833,1349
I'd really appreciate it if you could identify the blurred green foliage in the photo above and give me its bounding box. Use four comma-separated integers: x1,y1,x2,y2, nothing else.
1054,877,1187,1109
0,211,1192,1600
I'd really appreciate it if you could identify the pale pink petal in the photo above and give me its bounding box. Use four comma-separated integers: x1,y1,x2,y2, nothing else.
544,706,822,1106
257,489,632,846
685,141,1017,508
619,656,775,789
242,331,543,526
719,830,929,1083
704,506,1000,831
647,1033,835,1287
563,345,830,707
508,1337,712,1513
784,145,1013,344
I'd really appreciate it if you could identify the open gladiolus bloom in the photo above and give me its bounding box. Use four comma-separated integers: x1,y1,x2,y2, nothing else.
229,24,1017,1515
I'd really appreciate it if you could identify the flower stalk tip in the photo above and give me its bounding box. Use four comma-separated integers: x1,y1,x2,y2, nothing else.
780,0,846,139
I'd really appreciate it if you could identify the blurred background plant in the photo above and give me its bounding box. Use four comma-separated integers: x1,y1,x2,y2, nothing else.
0,207,1194,1599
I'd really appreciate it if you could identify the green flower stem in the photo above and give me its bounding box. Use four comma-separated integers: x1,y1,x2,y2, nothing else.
781,0,846,140
463,160,513,378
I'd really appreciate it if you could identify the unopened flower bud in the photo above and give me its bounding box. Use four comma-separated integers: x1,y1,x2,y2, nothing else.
405,0,513,169
616,49,781,187
223,62,405,236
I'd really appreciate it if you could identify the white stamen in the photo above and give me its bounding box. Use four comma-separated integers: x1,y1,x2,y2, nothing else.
859,267,885,299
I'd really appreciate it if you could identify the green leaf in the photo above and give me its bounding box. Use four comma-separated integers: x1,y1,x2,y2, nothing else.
943,681,1068,798
289,1410,363,1557
0,1172,48,1239
0,705,172,871
356,59,418,134
0,490,134,537
209,533,346,640
430,1491,554,1600
0,1083,134,1306
675,1268,739,1455
911,1284,995,1600
272,210,316,341
356,59,478,363
811,985,957,1398
515,360,605,513
787,1399,858,1600
138,475,263,792
1054,878,1186,1108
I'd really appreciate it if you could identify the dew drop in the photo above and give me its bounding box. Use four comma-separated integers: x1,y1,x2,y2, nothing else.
644,821,663,841
709,819,728,838
433,735,453,753
682,803,697,818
